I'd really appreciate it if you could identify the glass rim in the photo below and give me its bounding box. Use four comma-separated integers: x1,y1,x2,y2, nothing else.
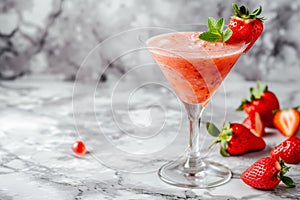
143,24,250,54
146,32,248,54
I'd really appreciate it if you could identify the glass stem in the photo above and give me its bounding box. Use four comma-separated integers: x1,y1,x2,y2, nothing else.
183,102,205,168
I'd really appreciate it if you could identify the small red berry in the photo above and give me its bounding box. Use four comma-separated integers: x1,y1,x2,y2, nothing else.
72,141,86,155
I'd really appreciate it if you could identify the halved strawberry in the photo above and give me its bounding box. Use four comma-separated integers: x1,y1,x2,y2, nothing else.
242,112,265,137
273,107,300,137
241,157,295,190
226,3,264,52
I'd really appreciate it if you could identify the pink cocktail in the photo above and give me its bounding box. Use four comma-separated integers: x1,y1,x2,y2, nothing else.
147,32,244,104
146,26,248,188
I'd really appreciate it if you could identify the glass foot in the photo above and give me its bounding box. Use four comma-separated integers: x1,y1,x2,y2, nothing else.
158,158,232,188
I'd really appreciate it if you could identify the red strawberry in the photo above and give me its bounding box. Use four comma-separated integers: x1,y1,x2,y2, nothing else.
241,157,295,190
273,107,300,137
242,112,265,137
206,122,266,156
226,3,264,52
237,81,280,128
270,137,300,164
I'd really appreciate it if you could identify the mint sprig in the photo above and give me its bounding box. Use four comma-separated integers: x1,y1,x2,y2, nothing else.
199,17,232,42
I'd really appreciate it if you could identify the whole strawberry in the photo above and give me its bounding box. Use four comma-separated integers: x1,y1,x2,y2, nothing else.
271,137,300,164
206,122,266,156
226,3,264,52
237,81,280,128
241,157,295,190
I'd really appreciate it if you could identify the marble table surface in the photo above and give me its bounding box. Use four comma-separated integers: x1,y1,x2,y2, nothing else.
0,73,299,200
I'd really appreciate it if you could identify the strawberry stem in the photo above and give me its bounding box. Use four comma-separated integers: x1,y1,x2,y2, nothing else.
237,80,268,111
232,3,263,20
250,80,267,100
236,98,250,111
206,122,232,156
278,158,295,188
293,106,300,111
236,80,268,112
252,6,262,16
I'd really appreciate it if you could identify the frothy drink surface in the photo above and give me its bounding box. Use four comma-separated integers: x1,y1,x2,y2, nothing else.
147,32,244,58
147,32,245,104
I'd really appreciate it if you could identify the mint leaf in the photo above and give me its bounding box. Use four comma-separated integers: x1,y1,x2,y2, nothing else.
199,32,221,42
199,17,232,42
216,18,225,33
223,28,232,42
207,17,217,32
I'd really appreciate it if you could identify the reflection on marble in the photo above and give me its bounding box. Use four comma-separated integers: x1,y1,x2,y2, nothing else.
0,0,300,81
0,73,299,199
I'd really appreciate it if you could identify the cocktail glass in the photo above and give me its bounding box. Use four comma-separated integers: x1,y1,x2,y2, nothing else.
146,25,248,188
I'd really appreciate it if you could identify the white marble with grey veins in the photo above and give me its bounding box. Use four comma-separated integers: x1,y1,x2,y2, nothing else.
0,73,299,200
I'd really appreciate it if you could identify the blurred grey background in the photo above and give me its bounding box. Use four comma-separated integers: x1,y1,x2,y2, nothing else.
0,0,299,82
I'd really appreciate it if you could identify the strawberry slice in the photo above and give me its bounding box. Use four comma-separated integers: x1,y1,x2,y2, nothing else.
242,112,265,137
241,157,295,190
273,107,300,137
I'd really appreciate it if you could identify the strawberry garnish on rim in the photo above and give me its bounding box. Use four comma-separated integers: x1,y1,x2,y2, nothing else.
226,3,265,52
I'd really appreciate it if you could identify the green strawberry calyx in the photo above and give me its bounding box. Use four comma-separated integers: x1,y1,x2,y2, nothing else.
232,3,264,21
199,17,232,42
250,80,268,100
278,158,295,188
206,122,233,156
237,80,268,111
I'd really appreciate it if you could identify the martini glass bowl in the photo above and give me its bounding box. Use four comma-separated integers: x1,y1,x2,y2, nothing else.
145,25,248,188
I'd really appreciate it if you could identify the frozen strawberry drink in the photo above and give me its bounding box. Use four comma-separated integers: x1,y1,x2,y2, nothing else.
147,32,244,104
